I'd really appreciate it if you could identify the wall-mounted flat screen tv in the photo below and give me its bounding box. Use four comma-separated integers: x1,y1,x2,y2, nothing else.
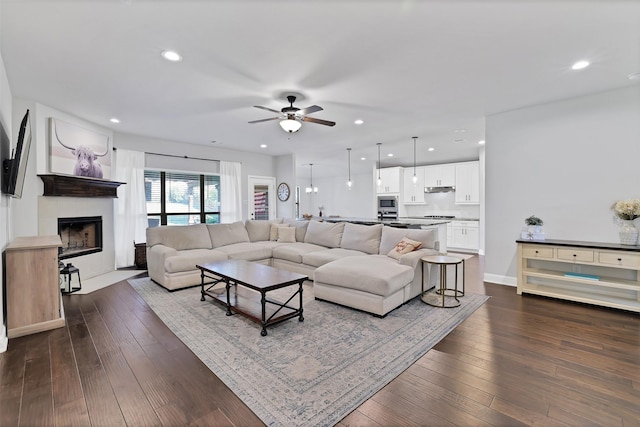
2,109,31,198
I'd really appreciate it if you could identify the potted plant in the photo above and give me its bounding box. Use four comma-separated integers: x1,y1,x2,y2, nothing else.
525,215,544,233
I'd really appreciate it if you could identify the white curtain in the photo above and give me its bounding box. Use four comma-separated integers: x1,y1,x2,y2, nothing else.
113,149,148,268
220,161,242,223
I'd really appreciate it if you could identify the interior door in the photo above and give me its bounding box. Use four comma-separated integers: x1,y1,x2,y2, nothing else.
248,176,276,220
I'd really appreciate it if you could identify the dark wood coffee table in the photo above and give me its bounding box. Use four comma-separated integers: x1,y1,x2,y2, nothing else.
197,259,307,336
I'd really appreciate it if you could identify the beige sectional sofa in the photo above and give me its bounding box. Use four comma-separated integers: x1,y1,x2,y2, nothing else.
146,219,441,316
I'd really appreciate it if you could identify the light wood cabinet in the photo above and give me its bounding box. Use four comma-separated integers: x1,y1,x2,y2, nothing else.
455,162,480,204
424,164,455,187
376,167,402,194
402,166,426,204
5,235,65,338
517,239,640,313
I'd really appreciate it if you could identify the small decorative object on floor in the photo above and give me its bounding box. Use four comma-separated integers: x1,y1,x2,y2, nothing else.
611,198,640,245
521,214,545,240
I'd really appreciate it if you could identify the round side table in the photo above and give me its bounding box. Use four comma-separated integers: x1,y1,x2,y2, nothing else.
421,255,464,308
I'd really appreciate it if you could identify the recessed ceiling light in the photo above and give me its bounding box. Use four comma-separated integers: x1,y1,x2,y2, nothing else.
478,140,485,145
428,147,435,152
260,144,267,148
109,118,120,123
360,157,366,161
354,119,364,125
454,129,466,133
628,72,640,81
387,153,393,157
161,50,182,62
454,139,466,143
572,60,590,70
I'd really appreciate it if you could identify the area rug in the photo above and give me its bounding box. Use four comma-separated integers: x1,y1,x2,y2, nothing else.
129,277,489,427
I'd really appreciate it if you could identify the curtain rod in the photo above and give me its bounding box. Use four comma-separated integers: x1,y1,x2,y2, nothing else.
113,147,236,163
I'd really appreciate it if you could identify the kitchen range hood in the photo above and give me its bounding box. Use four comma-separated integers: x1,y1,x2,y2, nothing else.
424,186,455,193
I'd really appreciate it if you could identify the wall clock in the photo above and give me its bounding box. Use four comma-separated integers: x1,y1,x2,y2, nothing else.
277,182,290,201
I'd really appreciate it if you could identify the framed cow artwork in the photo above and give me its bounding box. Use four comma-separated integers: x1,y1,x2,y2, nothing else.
49,118,112,179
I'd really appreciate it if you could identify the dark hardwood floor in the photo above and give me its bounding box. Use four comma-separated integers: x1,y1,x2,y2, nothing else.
1,256,639,426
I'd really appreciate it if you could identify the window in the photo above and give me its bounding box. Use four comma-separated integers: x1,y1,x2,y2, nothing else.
145,170,220,227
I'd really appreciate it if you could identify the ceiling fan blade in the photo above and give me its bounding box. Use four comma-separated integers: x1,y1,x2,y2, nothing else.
298,105,323,115
302,117,336,127
248,117,280,124
253,105,281,114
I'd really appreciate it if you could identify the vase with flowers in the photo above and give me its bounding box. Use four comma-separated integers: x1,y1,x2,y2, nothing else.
611,199,640,245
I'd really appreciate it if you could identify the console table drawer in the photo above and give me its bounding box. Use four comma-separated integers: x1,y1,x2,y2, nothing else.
522,246,554,259
557,248,594,262
598,251,640,268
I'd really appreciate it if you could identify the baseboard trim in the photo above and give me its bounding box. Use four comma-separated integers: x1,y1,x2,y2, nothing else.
484,273,517,287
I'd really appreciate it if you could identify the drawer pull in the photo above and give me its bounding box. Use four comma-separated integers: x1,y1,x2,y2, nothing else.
573,254,577,257
535,250,539,254
618,258,622,262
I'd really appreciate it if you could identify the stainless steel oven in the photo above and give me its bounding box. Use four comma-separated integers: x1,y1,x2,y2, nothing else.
377,196,398,220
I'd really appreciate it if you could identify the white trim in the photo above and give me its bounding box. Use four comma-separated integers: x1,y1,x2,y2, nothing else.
0,325,7,353
483,273,517,287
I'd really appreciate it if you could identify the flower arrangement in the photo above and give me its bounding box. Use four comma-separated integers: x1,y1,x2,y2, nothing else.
524,215,543,226
611,199,640,221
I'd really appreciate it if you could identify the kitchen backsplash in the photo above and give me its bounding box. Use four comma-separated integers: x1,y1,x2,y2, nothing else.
401,192,480,219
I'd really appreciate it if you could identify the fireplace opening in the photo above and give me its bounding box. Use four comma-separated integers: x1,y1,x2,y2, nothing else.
57,216,103,260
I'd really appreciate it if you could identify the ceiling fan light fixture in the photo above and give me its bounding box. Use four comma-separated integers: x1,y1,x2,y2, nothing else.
280,118,302,133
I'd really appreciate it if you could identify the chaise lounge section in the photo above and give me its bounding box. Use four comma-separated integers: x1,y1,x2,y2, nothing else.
146,219,441,315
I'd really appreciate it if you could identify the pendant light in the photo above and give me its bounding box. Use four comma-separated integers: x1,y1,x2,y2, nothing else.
346,148,353,189
412,136,418,184
376,143,382,186
305,163,318,194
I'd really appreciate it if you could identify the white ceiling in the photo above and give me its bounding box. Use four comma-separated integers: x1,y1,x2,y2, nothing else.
2,0,639,179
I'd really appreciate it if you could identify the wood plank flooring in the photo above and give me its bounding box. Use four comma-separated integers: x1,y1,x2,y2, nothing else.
1,255,639,426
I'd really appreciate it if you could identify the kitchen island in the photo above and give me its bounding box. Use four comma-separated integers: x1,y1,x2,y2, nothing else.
323,217,450,253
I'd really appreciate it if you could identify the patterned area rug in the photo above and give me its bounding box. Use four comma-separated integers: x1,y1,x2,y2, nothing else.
129,277,489,427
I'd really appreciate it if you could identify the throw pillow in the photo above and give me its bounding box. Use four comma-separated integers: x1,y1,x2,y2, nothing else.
387,237,423,260
276,227,296,243
269,224,290,241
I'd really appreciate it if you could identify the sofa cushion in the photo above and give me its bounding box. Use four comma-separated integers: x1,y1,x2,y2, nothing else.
245,219,283,242
147,224,212,251
301,248,366,268
272,242,328,263
387,237,423,260
164,249,228,273
270,224,291,241
284,219,309,242
277,227,296,243
379,226,437,255
304,220,345,248
340,223,383,255
207,221,250,248
214,242,273,261
314,255,414,297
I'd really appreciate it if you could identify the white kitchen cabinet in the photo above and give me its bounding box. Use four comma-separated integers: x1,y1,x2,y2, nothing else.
425,164,455,187
376,167,402,194
455,161,480,204
448,220,479,251
402,166,426,204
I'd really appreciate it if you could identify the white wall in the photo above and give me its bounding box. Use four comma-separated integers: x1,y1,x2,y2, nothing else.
0,46,12,352
299,172,375,218
275,154,296,219
485,86,640,285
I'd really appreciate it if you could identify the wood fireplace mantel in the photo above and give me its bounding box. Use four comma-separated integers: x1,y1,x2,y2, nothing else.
39,174,125,198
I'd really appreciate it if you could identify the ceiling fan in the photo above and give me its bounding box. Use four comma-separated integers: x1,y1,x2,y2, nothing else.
249,95,336,133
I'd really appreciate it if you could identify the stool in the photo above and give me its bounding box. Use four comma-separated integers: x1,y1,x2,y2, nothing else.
60,263,82,294
420,255,464,308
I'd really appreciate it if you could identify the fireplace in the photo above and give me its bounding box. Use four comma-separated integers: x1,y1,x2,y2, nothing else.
57,216,103,260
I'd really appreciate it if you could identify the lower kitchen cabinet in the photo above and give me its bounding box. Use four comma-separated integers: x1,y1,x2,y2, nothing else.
447,221,479,251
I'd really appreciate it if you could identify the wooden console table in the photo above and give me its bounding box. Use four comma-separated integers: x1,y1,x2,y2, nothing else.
517,239,640,313
5,235,65,338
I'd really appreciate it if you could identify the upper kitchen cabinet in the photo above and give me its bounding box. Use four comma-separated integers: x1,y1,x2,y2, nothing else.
402,166,426,204
455,161,480,204
376,167,402,194
425,164,455,187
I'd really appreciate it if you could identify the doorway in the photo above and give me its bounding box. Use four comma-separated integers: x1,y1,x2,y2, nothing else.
247,176,276,220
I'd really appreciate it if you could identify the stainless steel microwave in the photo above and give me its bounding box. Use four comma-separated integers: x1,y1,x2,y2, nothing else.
377,196,397,209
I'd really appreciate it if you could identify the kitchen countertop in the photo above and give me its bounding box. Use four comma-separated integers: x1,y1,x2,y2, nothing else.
406,217,480,222
322,217,452,226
